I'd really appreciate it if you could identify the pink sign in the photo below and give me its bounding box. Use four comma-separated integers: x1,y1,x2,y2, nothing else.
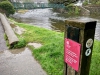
64,38,81,71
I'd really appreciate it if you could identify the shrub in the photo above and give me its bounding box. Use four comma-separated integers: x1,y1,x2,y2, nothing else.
0,1,15,17
12,38,26,49
65,4,80,15
83,0,88,6
0,0,8,1
96,0,100,4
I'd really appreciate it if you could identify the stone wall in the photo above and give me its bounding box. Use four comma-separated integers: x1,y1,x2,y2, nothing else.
84,6,100,15
78,6,90,16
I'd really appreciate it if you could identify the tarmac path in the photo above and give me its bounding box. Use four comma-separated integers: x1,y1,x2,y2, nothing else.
0,20,8,51
0,20,47,75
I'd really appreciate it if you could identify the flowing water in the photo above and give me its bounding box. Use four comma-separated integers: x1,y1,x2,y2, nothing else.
12,8,66,32
11,0,100,40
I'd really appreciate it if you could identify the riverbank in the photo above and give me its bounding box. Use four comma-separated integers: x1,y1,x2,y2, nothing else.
84,5,100,15
9,19,100,75
10,19,64,75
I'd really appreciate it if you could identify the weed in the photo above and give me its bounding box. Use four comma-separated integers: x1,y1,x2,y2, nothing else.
12,37,26,49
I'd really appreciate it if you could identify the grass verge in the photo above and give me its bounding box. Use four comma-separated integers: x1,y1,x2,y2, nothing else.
10,19,100,75
13,21,64,75
89,40,100,75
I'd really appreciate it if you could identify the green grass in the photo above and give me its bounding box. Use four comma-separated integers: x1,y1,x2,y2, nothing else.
11,19,100,75
89,40,100,75
14,22,64,75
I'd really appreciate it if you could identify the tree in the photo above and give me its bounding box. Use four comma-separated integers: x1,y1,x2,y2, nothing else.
0,0,15,17
48,0,78,5
0,0,8,1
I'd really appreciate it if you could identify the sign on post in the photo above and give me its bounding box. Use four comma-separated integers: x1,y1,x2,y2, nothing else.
64,19,97,75
64,38,81,71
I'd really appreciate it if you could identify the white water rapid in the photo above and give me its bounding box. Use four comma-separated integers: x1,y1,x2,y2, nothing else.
74,0,83,6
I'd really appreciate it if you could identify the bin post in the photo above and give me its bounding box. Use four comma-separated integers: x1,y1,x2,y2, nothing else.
64,19,97,75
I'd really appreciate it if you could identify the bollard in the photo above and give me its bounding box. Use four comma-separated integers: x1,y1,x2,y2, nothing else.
64,19,97,75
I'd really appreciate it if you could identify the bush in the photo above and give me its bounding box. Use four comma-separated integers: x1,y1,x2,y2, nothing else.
0,1,15,16
0,0,8,1
83,0,88,6
12,38,26,49
65,4,80,15
96,0,100,4
49,0,78,5
83,0,100,5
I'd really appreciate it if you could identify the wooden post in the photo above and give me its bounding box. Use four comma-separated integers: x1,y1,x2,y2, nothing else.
64,19,97,75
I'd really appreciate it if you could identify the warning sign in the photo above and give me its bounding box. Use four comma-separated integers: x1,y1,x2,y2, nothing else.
64,38,81,71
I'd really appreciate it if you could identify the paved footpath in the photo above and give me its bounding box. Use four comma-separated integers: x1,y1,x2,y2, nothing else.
0,20,8,51
0,20,47,75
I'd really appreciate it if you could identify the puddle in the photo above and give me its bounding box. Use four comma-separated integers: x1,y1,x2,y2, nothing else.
9,48,25,54
0,47,47,75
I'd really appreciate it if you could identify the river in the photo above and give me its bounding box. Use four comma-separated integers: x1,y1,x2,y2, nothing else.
11,1,100,40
